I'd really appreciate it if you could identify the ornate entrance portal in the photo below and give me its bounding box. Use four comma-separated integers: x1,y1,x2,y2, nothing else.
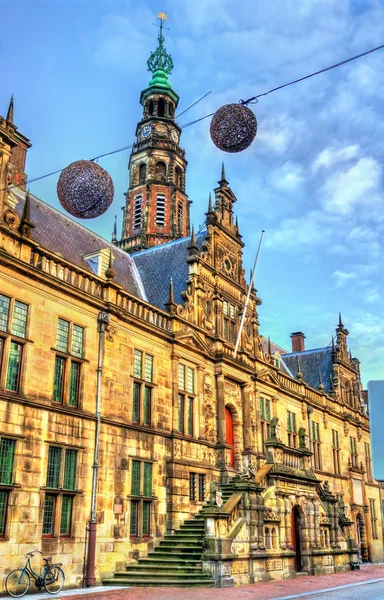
225,407,235,468
292,505,303,572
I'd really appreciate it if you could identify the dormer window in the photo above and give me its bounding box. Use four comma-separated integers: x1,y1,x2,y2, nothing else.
83,249,112,278
273,352,281,368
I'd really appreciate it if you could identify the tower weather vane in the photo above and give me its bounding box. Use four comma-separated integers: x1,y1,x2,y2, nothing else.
148,11,174,75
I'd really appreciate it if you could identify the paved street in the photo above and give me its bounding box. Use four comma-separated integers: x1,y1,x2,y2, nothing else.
29,564,384,600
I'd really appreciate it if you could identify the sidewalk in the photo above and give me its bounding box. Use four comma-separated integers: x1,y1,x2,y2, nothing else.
33,564,384,600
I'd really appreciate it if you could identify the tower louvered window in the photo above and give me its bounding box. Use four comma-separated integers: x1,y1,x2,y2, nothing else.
133,194,142,229
156,195,166,226
177,202,183,233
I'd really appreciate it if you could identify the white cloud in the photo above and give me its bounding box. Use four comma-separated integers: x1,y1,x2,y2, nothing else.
312,145,359,171
332,270,358,288
321,157,382,216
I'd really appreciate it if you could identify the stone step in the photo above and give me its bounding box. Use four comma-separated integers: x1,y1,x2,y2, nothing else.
103,578,214,587
138,558,202,566
157,540,201,548
125,565,203,572
118,570,208,578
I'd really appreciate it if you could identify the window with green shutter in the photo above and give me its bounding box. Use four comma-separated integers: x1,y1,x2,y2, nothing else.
56,319,69,353
60,496,72,536
0,439,16,484
63,450,77,490
131,461,141,496
46,447,62,488
0,295,10,332
43,446,78,538
53,318,84,407
0,491,8,536
6,342,22,392
143,463,152,497
130,460,154,538
132,350,154,425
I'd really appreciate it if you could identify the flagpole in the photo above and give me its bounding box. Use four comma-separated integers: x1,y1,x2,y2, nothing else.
233,230,265,359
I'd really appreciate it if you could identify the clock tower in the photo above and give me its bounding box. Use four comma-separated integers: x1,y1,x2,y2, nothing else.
119,14,190,253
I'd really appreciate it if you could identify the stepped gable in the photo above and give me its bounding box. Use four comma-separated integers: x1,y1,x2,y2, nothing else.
13,189,146,300
281,346,333,392
132,231,205,309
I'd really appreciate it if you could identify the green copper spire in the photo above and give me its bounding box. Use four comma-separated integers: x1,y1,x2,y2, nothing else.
141,12,179,105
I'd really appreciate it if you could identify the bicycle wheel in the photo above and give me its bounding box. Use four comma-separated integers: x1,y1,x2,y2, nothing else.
5,569,30,598
43,566,65,594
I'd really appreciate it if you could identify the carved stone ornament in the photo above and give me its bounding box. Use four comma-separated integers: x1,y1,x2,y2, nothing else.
3,208,20,230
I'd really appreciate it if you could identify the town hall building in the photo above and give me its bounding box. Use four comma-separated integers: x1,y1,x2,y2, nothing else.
0,20,382,589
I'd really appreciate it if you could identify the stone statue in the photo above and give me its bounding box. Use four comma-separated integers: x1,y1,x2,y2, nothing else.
299,427,308,449
270,416,280,441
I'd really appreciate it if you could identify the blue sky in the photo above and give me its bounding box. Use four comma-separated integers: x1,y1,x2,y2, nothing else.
2,0,384,385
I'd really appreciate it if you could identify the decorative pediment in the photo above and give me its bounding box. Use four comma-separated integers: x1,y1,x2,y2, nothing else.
174,329,213,355
255,367,283,387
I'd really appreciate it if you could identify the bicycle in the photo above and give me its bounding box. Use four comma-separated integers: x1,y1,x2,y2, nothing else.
5,549,65,597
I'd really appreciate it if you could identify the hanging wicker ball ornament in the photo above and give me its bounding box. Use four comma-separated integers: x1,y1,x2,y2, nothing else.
210,103,257,153
57,160,114,219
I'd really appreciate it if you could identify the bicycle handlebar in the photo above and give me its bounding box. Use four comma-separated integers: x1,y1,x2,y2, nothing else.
25,549,43,557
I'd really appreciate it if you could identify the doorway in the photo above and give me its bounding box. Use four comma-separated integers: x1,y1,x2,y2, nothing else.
225,407,235,468
292,505,303,572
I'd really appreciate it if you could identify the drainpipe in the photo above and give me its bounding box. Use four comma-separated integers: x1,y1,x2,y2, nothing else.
85,311,110,587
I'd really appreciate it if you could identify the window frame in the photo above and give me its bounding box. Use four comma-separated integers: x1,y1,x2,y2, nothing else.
332,429,341,475
42,445,80,539
0,436,18,539
52,318,85,409
129,459,155,539
365,442,373,482
177,364,195,436
0,294,30,395
349,436,358,468
369,498,378,539
311,421,322,470
260,397,271,454
286,410,297,448
222,301,237,344
132,350,154,426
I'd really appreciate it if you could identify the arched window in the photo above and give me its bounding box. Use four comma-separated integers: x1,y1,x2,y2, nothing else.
139,163,146,184
177,202,183,234
265,527,271,549
158,98,165,117
271,527,278,549
155,161,167,182
148,100,155,116
175,167,182,189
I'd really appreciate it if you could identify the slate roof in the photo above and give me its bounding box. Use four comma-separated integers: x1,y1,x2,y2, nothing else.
132,232,206,310
13,190,146,300
281,347,334,393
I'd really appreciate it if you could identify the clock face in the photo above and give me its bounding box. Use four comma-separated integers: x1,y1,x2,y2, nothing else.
171,129,179,143
140,125,152,139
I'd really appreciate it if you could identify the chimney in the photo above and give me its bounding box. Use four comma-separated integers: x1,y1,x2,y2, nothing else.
290,331,306,353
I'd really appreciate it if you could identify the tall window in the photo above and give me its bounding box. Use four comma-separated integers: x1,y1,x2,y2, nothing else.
130,460,153,538
175,167,182,189
156,194,166,226
350,436,358,468
0,294,29,394
133,194,142,229
311,421,321,470
369,499,378,539
138,163,146,184
155,161,166,181
189,473,206,502
53,319,84,408
332,429,341,475
178,364,195,436
365,442,372,482
43,446,78,537
223,301,236,343
132,350,153,426
286,411,297,448
260,397,271,453
0,438,16,537
177,202,183,234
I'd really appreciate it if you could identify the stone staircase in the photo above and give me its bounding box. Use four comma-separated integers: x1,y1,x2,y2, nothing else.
103,483,235,587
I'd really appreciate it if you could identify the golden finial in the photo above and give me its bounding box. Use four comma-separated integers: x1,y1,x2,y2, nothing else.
157,11,168,21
